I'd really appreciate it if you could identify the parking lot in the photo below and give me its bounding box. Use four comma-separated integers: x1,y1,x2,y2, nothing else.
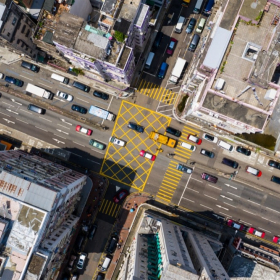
100,101,171,190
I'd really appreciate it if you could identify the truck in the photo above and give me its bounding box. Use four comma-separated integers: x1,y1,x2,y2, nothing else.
88,105,116,121
25,83,53,99
169,57,186,83
149,131,177,148
203,0,215,16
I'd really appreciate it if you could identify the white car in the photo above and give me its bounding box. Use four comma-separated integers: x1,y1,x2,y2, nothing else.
0,73,4,79
76,253,87,269
202,133,218,143
56,90,73,101
109,136,126,147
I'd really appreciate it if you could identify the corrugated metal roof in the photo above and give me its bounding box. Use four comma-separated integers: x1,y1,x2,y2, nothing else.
202,27,232,70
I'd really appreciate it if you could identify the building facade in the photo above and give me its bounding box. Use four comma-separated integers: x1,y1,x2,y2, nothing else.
0,149,87,280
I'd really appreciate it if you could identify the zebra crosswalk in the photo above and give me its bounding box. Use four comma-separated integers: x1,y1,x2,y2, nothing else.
137,80,177,105
157,125,201,202
99,199,121,218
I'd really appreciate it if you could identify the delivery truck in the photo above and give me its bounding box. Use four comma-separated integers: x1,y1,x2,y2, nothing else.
25,83,53,99
88,106,116,121
169,57,186,83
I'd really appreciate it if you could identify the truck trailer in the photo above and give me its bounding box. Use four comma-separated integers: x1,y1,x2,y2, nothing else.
88,106,116,121
25,83,53,99
169,57,186,83
149,131,177,148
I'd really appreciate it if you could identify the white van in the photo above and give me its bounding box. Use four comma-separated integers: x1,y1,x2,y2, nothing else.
196,18,206,33
101,256,112,272
51,73,69,84
145,52,155,69
217,140,234,152
181,142,196,151
175,16,186,33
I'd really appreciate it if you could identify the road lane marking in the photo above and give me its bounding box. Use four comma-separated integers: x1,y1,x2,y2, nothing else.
11,99,22,105
225,183,237,189
242,209,255,215
261,217,276,223
71,152,82,157
91,149,105,155
76,97,89,103
200,204,213,210
20,75,33,81
88,159,101,165
16,118,28,124
35,126,48,132
186,187,199,193
57,124,70,130
54,134,66,139
0,112,11,117
219,212,231,217
6,109,18,114
220,195,233,201
227,192,240,198
208,184,221,190
2,102,14,107
192,178,203,183
20,109,32,114
223,202,235,208
248,200,260,205
259,227,271,233
56,129,69,135
3,118,15,124
216,205,228,211
240,219,251,225
204,194,217,200
73,141,85,147
61,118,72,125
182,198,194,203
39,116,52,122
38,82,52,88
266,207,280,214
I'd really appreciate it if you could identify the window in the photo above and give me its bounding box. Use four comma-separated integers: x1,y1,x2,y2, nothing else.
7,32,10,37
12,17,17,26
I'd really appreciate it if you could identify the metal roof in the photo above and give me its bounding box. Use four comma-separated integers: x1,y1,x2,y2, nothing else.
202,27,232,70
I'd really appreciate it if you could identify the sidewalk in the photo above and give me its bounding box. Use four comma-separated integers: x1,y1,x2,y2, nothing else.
103,193,149,280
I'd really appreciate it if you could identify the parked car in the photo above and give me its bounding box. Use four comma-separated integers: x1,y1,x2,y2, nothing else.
248,227,265,238
113,189,129,203
76,125,92,136
202,133,218,143
140,150,156,161
107,235,119,254
67,255,77,270
227,219,244,231
176,164,193,174
109,136,126,146
0,73,4,79
236,146,251,156
166,37,178,55
128,122,144,133
5,76,24,87
93,90,109,100
89,224,97,240
166,126,181,137
21,61,40,72
71,105,87,114
89,139,106,150
187,134,202,144
268,160,280,170
186,18,196,34
273,236,280,244
245,166,262,177
200,149,215,158
57,91,73,101
201,172,218,183
222,158,239,169
76,253,87,269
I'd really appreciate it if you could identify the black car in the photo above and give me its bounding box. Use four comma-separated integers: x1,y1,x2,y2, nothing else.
71,104,87,114
93,90,109,100
268,160,280,170
166,126,181,137
236,146,251,156
88,224,97,240
107,235,118,254
200,149,215,158
21,61,40,72
153,32,163,49
5,76,24,87
186,18,196,34
128,122,144,133
222,158,239,169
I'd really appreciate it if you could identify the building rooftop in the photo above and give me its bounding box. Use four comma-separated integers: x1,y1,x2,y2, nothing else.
119,0,138,23
239,0,267,23
117,46,132,69
134,4,149,27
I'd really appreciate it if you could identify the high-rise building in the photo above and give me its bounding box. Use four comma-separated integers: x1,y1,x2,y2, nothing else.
118,211,229,280
0,149,87,280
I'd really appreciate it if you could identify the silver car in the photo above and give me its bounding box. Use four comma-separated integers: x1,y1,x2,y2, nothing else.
56,90,73,101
